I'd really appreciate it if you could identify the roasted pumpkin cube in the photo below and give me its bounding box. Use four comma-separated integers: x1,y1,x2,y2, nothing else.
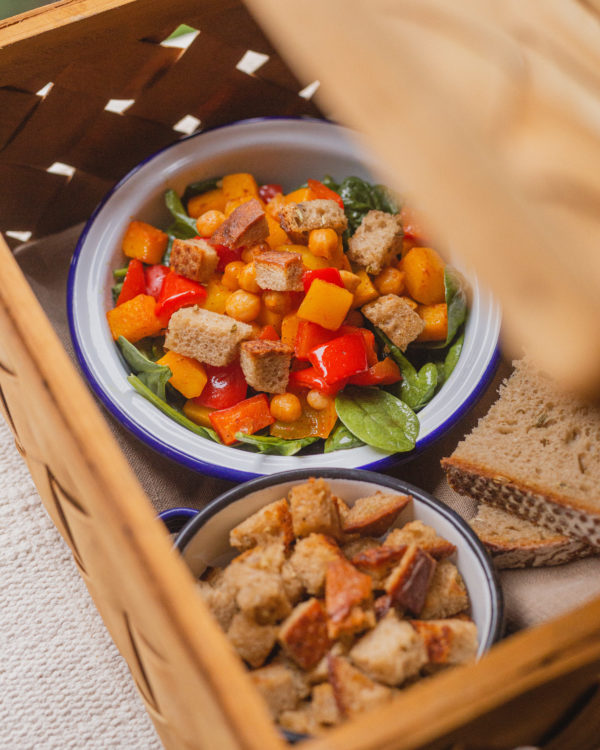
106,294,162,342
297,279,353,331
351,270,379,308
156,351,207,399
122,220,168,265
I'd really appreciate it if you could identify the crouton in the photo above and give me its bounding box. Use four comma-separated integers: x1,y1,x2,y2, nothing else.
325,557,375,640
342,536,381,560
362,294,425,352
249,662,304,718
351,545,408,588
196,580,237,631
374,593,393,620
279,199,347,241
227,613,278,667
239,339,293,394
410,619,478,665
279,598,330,670
306,643,346,685
341,492,411,536
384,544,436,616
210,198,268,249
328,655,393,718
384,520,456,560
279,706,319,735
347,210,403,274
289,533,343,595
164,306,252,366
229,498,294,551
281,560,305,604
254,250,304,292
349,611,427,686
169,237,218,282
271,654,311,699
419,559,469,619
311,683,342,726
288,478,343,540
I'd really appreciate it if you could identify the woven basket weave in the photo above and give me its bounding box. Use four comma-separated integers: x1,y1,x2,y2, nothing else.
2,2,600,749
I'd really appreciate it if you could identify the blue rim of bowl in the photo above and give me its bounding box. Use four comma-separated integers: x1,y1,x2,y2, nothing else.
174,467,505,650
67,116,501,481
158,507,199,534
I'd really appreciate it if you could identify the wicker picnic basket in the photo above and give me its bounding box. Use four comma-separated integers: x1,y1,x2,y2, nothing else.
1,2,600,748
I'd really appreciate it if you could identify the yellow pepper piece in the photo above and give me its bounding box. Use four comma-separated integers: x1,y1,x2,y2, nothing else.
156,351,207,399
183,400,214,428
187,189,227,218
281,313,301,348
351,270,379,308
285,187,315,203
265,212,290,250
122,221,168,265
297,279,353,331
106,294,162,342
281,244,330,270
222,173,259,202
199,278,232,314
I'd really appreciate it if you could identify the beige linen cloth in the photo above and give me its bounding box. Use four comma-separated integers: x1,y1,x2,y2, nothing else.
3,225,600,748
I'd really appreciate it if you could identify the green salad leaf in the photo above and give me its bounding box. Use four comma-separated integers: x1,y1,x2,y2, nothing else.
324,421,365,453
335,387,418,453
117,336,172,401
235,433,319,455
413,267,467,350
162,234,176,265
443,331,464,383
182,176,221,205
164,189,199,239
336,176,399,234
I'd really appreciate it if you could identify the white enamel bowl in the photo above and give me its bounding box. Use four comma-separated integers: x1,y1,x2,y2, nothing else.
68,118,501,480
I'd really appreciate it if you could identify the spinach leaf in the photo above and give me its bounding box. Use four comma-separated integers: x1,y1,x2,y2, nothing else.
324,421,365,453
335,387,419,453
235,433,319,455
414,267,467,350
117,336,172,401
164,189,199,239
182,176,221,205
373,184,399,214
128,375,219,442
162,234,176,265
444,331,464,382
321,175,339,191
337,176,398,234
113,266,129,280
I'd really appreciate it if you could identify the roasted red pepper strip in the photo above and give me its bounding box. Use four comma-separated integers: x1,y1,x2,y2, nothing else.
308,332,368,384
349,357,402,386
302,267,344,293
155,270,207,324
295,320,336,361
259,324,280,341
116,259,146,306
307,179,344,209
339,326,378,366
258,183,283,203
209,393,275,445
144,264,170,300
195,361,247,410
211,241,243,271
288,367,348,396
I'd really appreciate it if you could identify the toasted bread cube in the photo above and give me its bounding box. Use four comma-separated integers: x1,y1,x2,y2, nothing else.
227,613,278,667
341,492,411,536
351,545,408,588
281,559,305,604
328,655,392,718
210,198,268,249
347,210,403,275
362,294,425,352
169,237,218,282
374,593,393,620
349,611,427,685
229,498,294,551
279,706,319,735
249,663,304,718
197,580,237,631
326,557,374,640
384,520,456,560
240,339,293,394
384,544,436,616
279,598,330,670
311,683,342,726
279,199,347,241
254,250,304,292
288,478,343,540
164,306,252,366
306,643,346,685
420,559,469,619
289,533,342,595
410,619,478,665
342,536,381,560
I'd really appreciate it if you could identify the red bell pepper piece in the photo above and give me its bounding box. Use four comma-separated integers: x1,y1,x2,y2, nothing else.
258,183,283,203
339,326,378,366
209,393,275,445
211,241,243,271
259,324,280,341
295,320,336,361
195,361,247,410
155,270,207,324
302,267,344,293
308,332,368,384
349,357,402,386
116,259,146,306
144,264,170,300
288,367,348,396
307,179,344,209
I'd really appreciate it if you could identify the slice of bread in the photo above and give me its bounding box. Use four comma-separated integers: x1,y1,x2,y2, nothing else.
442,359,600,548
469,504,595,569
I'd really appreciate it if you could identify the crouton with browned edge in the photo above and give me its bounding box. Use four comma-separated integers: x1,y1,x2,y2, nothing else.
419,559,469,619
384,520,456,560
410,618,478,665
210,198,268,248
169,237,218,282
240,339,293,394
311,683,342,726
288,478,344,540
328,655,393,718
351,545,408,588
362,294,425,352
278,598,330,670
384,544,436,616
229,498,294,552
326,557,375,640
347,210,403,274
289,533,342,595
279,199,347,241
250,662,305,718
227,612,278,668
341,492,411,536
254,250,304,291
342,536,381,560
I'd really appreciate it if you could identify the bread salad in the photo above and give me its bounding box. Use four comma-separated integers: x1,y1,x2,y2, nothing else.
198,478,478,734
106,173,467,454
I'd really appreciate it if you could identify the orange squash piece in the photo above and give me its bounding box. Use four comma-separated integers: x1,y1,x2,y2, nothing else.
187,188,227,218
415,303,448,342
122,221,168,265
156,351,207,399
400,247,446,305
106,294,162,342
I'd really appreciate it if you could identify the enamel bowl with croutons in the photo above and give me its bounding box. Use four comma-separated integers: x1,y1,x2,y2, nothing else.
175,469,503,736
68,118,501,479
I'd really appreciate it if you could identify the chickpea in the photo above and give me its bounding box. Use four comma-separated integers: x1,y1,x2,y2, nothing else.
237,262,261,293
308,228,339,259
263,290,292,315
221,260,245,290
225,289,261,322
270,393,302,422
306,390,333,411
196,209,225,236
374,266,405,296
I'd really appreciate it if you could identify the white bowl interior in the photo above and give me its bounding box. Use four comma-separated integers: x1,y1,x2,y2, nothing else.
70,118,501,478
179,476,500,656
